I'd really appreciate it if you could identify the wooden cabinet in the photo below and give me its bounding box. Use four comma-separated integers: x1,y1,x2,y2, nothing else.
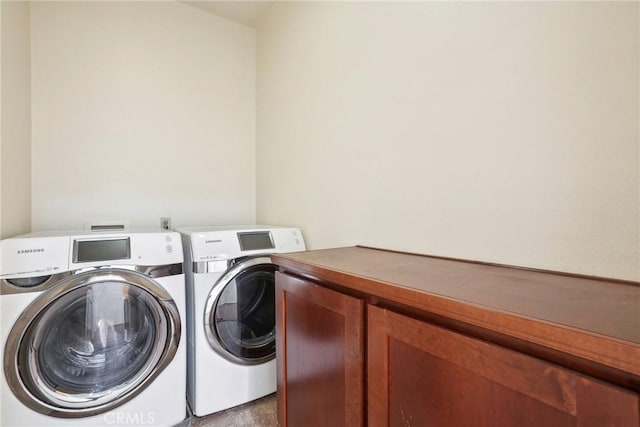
368,305,639,427
275,272,364,427
273,247,640,427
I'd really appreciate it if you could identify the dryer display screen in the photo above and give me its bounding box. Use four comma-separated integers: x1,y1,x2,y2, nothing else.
237,232,274,251
74,238,131,263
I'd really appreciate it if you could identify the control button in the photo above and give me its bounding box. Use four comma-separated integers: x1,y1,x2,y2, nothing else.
166,245,173,253
165,235,172,242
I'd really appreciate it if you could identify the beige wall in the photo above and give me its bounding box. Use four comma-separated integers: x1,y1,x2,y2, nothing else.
1,1,32,239
30,1,256,231
256,2,640,280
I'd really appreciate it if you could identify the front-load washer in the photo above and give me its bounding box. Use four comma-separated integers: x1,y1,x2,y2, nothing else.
0,230,186,426
177,225,305,416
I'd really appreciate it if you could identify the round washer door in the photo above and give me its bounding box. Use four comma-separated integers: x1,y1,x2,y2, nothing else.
204,257,277,365
3,269,181,418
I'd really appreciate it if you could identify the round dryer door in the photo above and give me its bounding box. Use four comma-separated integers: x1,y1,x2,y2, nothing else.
204,257,277,364
4,269,181,418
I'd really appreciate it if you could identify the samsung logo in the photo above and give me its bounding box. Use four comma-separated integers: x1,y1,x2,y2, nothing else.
205,239,222,244
17,248,45,254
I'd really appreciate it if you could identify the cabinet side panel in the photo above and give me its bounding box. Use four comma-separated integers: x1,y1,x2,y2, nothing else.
276,272,364,427
276,273,287,427
287,291,347,425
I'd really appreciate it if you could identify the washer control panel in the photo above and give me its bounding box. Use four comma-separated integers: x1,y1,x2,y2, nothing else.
1,230,182,279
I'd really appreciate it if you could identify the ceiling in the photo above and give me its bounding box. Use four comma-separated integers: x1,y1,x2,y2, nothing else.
180,1,275,28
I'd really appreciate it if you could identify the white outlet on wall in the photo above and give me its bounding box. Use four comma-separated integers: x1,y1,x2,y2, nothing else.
161,217,171,230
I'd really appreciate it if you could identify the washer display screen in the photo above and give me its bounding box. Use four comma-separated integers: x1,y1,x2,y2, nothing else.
237,232,274,251
74,238,130,263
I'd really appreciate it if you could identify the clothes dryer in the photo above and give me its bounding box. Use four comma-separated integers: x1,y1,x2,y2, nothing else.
0,230,186,426
177,225,305,416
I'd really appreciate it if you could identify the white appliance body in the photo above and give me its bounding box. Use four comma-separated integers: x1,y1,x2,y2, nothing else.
177,225,305,416
0,230,186,427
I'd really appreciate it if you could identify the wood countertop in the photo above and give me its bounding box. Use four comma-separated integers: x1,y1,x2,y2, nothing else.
272,246,640,379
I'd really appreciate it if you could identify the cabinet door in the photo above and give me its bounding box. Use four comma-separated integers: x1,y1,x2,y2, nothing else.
368,305,639,427
276,272,364,427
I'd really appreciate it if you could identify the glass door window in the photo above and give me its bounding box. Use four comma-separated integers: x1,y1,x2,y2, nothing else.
206,259,277,364
5,270,180,417
27,283,160,397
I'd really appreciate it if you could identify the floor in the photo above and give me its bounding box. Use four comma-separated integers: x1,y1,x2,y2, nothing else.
189,393,278,427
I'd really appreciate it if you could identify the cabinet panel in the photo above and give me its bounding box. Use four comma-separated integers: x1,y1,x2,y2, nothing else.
276,272,364,427
368,305,639,427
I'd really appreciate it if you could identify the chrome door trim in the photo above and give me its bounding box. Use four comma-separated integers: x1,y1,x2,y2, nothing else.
0,262,182,295
3,268,181,418
203,256,275,365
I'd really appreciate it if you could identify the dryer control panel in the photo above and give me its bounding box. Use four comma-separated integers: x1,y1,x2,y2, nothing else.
185,226,305,262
